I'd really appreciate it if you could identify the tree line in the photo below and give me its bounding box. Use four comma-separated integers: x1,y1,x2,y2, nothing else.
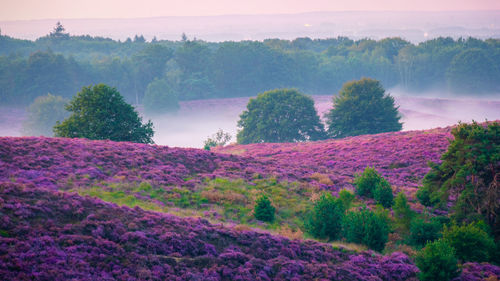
1,26,499,106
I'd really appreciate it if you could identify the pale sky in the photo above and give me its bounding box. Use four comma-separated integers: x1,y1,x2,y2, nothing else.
1,0,499,21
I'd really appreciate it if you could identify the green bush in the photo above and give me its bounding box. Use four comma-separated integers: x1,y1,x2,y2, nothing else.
409,218,442,247
373,181,394,208
254,195,275,222
342,206,389,251
307,193,345,241
338,189,355,210
393,192,415,231
416,239,460,281
442,223,495,262
354,167,393,207
415,185,433,207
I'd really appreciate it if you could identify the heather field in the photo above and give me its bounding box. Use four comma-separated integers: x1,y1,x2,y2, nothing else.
1,126,499,280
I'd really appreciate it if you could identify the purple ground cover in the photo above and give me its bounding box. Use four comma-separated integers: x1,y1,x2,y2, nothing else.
0,182,420,280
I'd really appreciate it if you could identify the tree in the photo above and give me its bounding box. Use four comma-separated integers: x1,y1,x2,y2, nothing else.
237,88,326,144
204,129,232,150
307,193,345,241
254,195,275,222
325,78,402,138
393,192,415,232
49,22,69,39
415,239,460,281
354,167,394,208
143,79,179,115
22,94,69,137
442,223,495,262
421,121,499,237
342,206,389,251
54,84,154,143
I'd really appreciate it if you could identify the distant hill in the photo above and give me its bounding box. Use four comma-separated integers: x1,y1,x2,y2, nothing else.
1,10,499,42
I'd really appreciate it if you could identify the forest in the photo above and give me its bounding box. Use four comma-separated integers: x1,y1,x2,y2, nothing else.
1,24,499,106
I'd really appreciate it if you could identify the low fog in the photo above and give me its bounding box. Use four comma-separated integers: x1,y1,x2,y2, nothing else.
0,93,499,148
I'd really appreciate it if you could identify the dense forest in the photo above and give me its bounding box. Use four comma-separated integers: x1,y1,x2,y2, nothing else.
1,24,499,106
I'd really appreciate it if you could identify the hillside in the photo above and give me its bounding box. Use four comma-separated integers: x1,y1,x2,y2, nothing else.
1,126,499,280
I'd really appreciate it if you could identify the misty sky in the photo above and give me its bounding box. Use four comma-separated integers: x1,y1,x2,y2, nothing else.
2,0,499,21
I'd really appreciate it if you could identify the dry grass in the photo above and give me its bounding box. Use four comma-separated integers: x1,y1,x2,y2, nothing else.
310,173,333,185
200,190,247,204
278,225,305,240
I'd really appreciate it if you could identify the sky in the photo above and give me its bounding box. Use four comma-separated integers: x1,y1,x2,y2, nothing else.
1,0,500,21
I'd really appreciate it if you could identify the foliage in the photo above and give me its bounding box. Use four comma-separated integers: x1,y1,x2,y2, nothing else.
354,167,393,207
254,195,276,222
143,78,179,115
409,218,442,247
415,239,460,281
442,223,495,262
325,78,402,138
237,88,326,144
338,189,355,210
422,121,500,237
54,84,154,143
393,192,415,231
306,193,345,241
342,206,390,251
203,129,232,150
22,93,69,136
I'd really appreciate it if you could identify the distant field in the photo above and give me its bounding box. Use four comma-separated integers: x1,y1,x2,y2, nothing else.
1,95,499,148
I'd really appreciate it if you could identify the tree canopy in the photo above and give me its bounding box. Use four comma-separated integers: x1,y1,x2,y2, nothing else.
418,121,499,238
325,78,402,138
236,88,325,144
54,84,154,144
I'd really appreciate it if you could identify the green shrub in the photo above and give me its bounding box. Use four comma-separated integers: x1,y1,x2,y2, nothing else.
416,239,460,281
373,181,394,208
254,195,275,222
307,193,345,241
342,206,389,251
354,167,393,207
338,189,355,210
409,218,442,247
442,222,495,262
393,192,415,231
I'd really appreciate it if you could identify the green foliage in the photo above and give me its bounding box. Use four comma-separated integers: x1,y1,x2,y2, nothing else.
409,217,442,247
203,129,232,150
342,206,389,251
22,93,69,136
442,223,495,262
237,88,326,144
393,192,415,231
254,195,276,222
338,189,355,210
307,193,345,241
422,121,500,237
143,78,179,115
354,167,393,207
416,185,434,207
415,239,460,281
54,84,154,143
325,78,402,138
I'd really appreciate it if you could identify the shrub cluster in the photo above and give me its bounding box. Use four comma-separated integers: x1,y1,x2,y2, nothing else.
254,195,276,223
354,167,394,208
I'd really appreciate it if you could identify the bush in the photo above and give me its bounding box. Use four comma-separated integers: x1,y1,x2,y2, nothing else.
393,192,415,231
415,185,433,207
22,94,69,136
373,181,394,208
54,84,154,144
342,206,389,251
409,218,442,247
203,129,232,150
237,88,326,144
442,223,495,262
354,167,393,207
325,78,402,138
307,193,345,241
338,189,355,210
415,239,460,281
254,195,275,222
143,79,179,115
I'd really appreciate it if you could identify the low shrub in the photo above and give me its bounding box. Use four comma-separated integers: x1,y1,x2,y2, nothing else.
409,218,442,247
342,206,389,251
415,239,460,281
442,222,495,262
354,167,393,207
306,193,344,241
254,195,276,222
